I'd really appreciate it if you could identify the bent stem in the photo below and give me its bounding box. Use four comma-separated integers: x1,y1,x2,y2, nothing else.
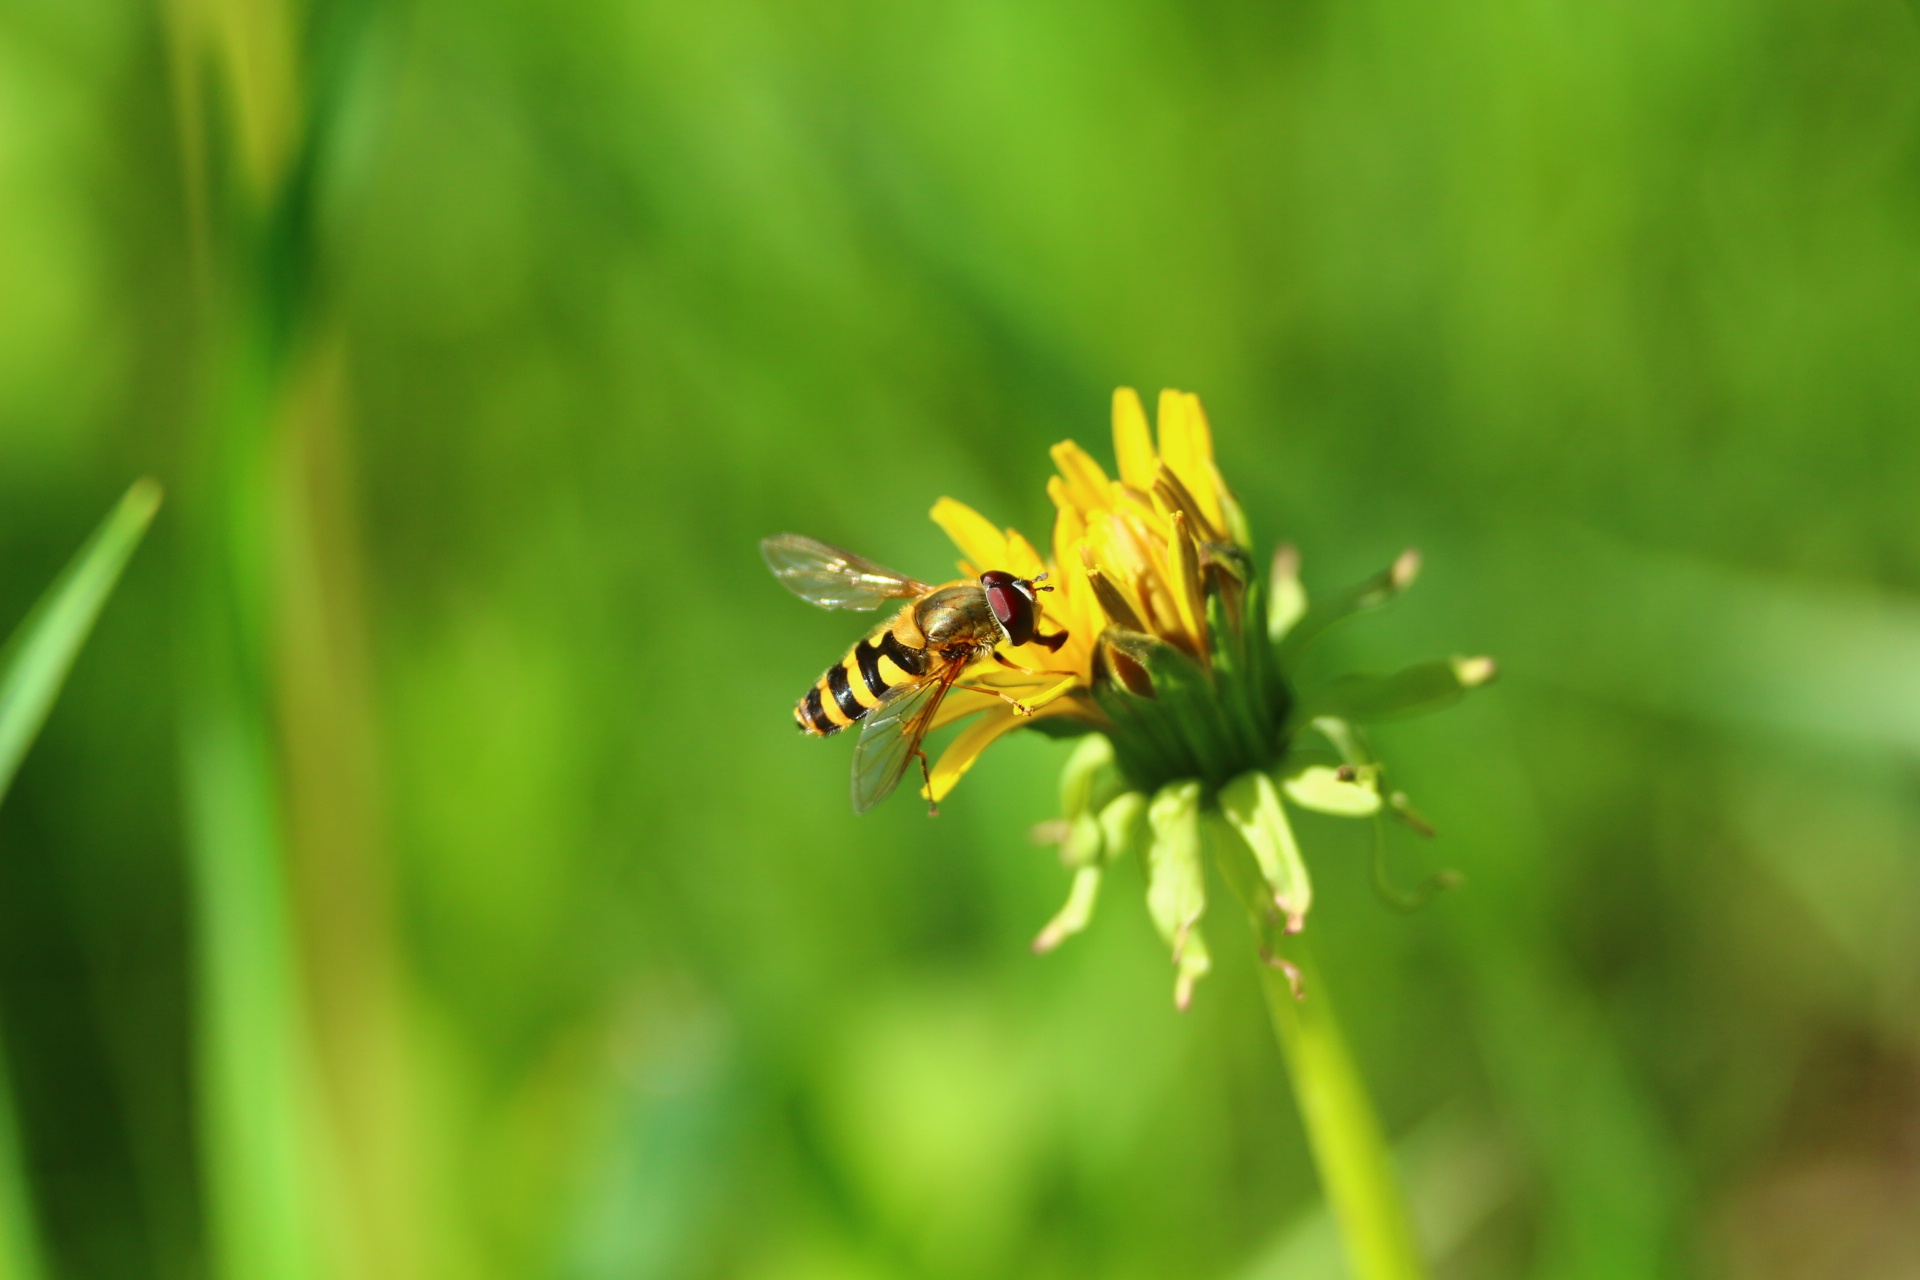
1258,934,1428,1280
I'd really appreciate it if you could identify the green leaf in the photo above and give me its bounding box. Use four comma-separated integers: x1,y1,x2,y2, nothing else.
1275,548,1421,670
0,479,162,807
0,478,161,1280
1298,656,1498,723
1221,771,1313,932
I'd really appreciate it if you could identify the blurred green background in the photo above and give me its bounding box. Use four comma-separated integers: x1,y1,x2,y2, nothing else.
4,0,1920,1276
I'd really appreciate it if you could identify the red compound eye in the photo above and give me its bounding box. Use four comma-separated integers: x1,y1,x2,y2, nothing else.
980,570,1037,646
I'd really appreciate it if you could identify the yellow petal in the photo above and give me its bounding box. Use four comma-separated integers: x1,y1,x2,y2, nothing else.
1167,510,1209,657
1156,389,1192,471
1157,392,1222,529
1183,392,1216,467
1080,551,1149,634
931,497,1008,575
1099,510,1156,584
1111,387,1157,487
930,688,998,730
1049,440,1114,517
1021,675,1081,712
924,707,1025,802
1117,484,1171,540
1050,507,1098,663
1179,393,1223,528
1051,495,1086,571
1004,528,1047,578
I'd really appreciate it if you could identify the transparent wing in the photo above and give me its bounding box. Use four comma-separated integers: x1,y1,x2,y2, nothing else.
850,665,959,813
761,533,932,610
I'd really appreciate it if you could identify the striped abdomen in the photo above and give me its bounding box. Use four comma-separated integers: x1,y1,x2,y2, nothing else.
795,614,932,736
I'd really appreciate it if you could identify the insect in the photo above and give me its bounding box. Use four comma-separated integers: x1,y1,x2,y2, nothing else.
762,533,1069,814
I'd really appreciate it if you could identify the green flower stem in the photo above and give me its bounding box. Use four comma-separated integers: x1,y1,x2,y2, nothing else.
1258,935,1428,1280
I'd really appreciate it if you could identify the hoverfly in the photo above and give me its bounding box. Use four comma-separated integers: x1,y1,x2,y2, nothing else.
762,533,1069,814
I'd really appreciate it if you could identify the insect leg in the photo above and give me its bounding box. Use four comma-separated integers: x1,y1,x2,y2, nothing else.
916,745,938,816
957,684,1037,716
992,651,1077,679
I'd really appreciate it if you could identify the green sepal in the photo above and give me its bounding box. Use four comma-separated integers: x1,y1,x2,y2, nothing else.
1281,763,1383,817
1274,548,1420,670
1097,790,1147,863
1217,486,1254,551
1032,865,1103,954
1146,781,1210,1008
1292,714,1367,768
1135,634,1239,787
1207,590,1275,771
1063,813,1104,868
1267,544,1307,643
1172,925,1211,1012
1098,629,1234,787
1058,734,1122,818
1297,655,1497,723
1220,771,1312,932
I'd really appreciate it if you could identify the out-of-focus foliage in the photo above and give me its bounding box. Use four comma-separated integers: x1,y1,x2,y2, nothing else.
3,0,1920,1277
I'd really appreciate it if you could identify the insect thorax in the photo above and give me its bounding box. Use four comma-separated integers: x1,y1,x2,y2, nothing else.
913,584,997,651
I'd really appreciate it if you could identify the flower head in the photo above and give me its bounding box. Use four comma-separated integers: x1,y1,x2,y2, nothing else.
922,389,1493,1007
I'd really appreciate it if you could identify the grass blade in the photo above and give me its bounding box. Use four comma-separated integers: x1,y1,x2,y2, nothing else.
0,478,163,1280
0,480,163,806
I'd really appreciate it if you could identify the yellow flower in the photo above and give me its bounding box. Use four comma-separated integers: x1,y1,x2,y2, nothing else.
920,388,1249,805
777,385,1490,1008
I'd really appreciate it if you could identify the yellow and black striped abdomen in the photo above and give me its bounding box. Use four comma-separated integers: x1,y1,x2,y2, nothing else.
795,616,932,736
